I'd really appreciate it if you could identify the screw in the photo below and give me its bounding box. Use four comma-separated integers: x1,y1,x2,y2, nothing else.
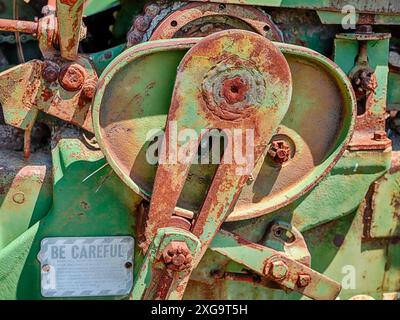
125,262,133,269
162,241,192,271
12,192,25,204
373,130,387,141
42,264,50,272
264,260,288,281
42,61,60,83
297,274,311,288
268,140,291,164
58,63,86,92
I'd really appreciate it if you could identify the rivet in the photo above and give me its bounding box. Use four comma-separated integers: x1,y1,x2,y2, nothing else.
13,192,25,204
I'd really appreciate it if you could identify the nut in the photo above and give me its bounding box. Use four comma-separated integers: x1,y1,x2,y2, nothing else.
58,63,86,92
297,274,311,288
265,260,288,281
162,241,192,271
42,61,60,83
268,140,291,164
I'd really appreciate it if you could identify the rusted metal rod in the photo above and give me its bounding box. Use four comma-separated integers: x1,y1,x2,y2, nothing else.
0,18,38,34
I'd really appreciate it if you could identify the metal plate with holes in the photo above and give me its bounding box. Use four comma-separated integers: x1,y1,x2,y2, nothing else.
37,236,134,297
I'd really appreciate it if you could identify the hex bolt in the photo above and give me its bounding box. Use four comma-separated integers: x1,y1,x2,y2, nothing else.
264,260,289,281
58,63,86,92
268,140,291,164
373,130,387,141
162,241,192,271
42,61,60,83
297,274,311,288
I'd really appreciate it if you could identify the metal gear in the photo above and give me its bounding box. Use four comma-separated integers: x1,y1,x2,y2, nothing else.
127,1,283,47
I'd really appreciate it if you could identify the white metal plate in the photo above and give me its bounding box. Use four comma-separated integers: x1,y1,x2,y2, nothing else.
38,236,134,297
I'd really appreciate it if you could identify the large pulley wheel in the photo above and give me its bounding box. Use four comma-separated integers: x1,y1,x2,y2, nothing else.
93,31,356,222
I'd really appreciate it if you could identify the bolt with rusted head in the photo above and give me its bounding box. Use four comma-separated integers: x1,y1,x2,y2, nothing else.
373,130,387,141
264,260,288,281
268,140,291,164
42,61,60,83
58,63,86,92
297,274,311,288
80,79,97,103
162,241,192,271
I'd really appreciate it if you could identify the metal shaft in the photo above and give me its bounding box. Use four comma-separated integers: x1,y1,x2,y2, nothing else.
0,18,38,34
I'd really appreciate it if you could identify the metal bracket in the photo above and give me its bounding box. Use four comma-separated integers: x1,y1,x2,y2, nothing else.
210,229,342,300
0,56,97,133
131,227,201,300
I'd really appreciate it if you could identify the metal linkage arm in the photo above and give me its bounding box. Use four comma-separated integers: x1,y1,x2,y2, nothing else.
210,230,342,300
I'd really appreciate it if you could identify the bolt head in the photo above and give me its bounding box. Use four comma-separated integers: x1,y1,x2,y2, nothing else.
268,140,291,164
162,241,192,271
42,61,60,83
42,264,50,272
266,260,288,281
59,64,86,92
297,274,311,288
80,80,97,102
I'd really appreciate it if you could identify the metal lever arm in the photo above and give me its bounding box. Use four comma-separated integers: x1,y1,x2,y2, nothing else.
211,229,342,300
140,30,293,297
